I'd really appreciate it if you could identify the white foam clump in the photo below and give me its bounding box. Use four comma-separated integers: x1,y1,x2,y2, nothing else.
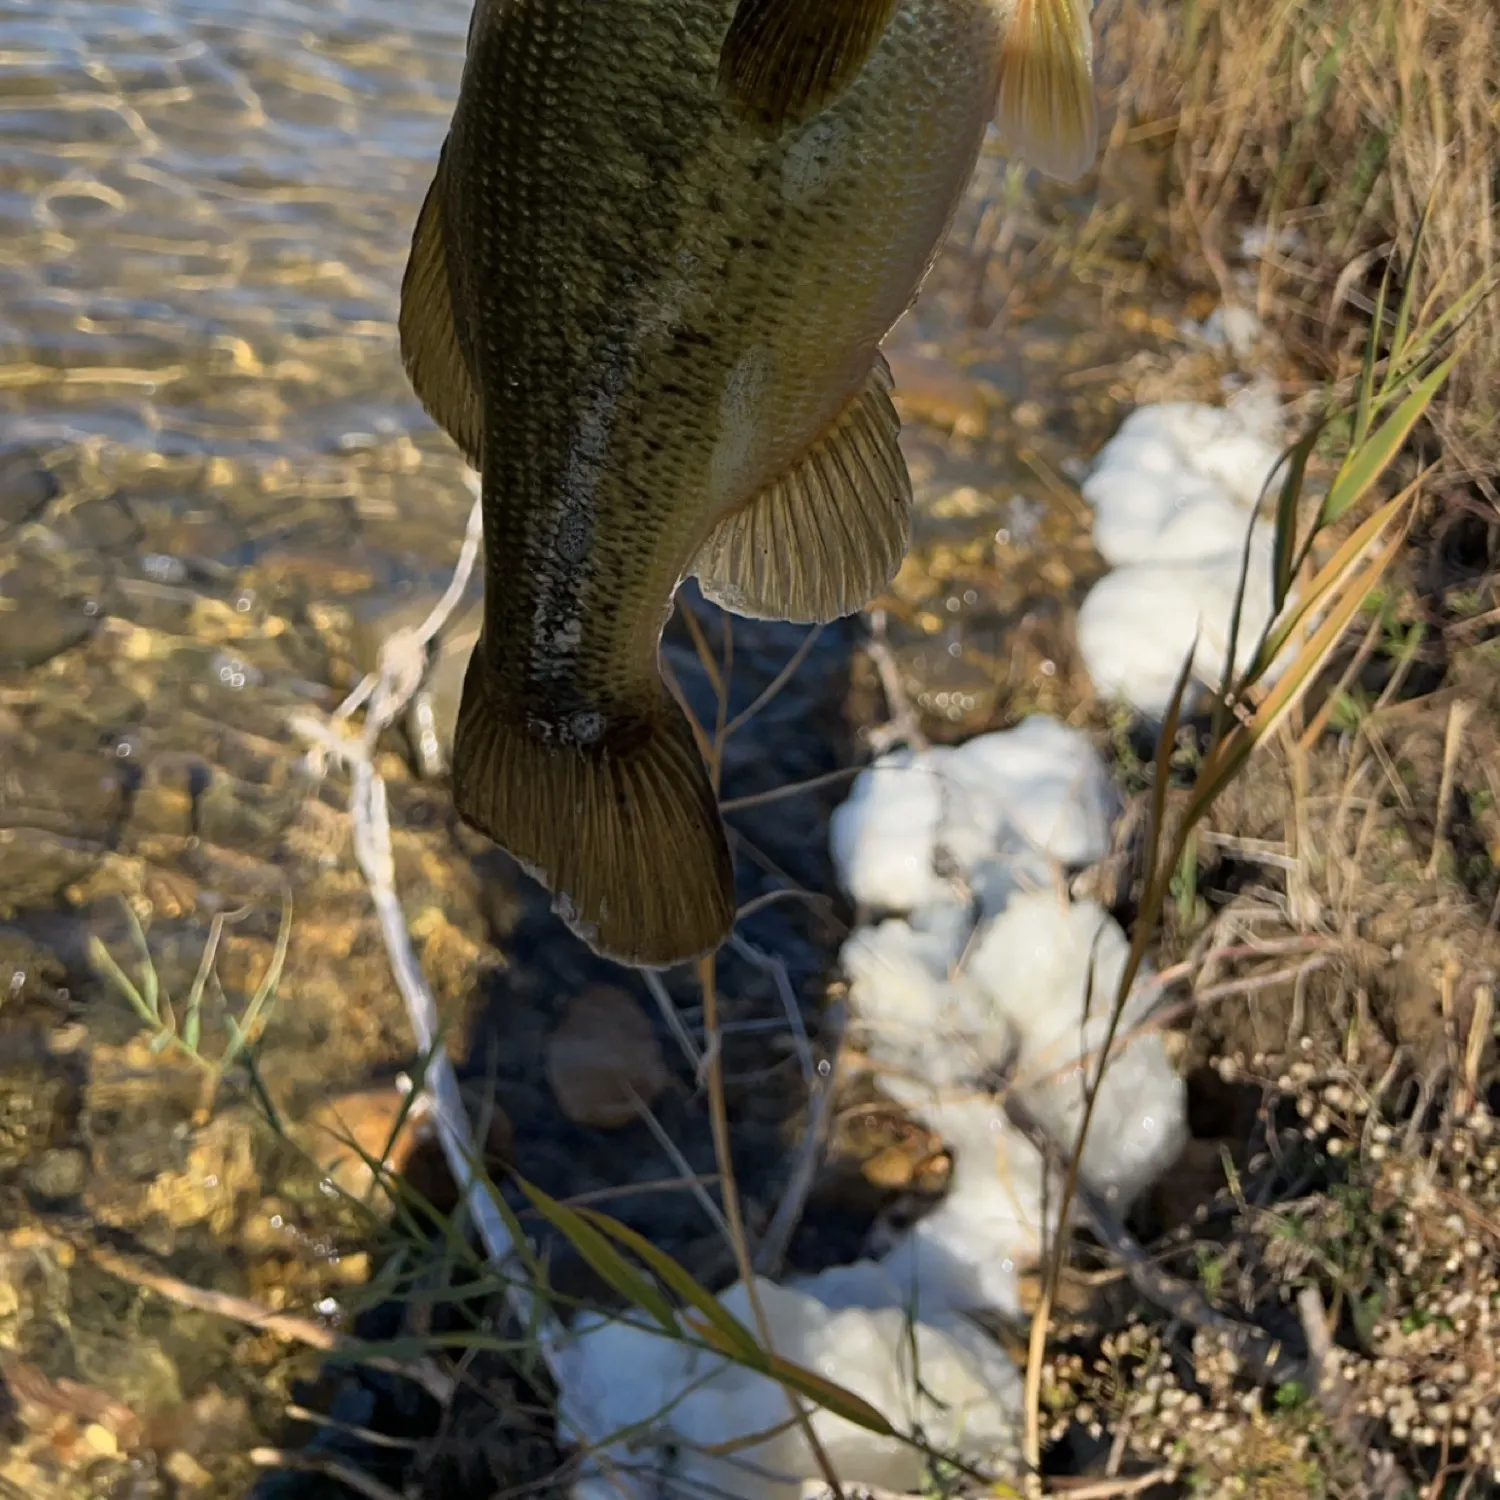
827,743,953,910
567,1265,1022,1500
564,715,1187,1499
1076,382,1293,717
967,892,1185,1210
869,892,1186,1320
876,1096,1052,1321
832,717,1186,1322
829,715,1119,914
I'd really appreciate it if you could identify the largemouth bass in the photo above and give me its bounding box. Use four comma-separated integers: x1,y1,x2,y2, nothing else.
400,0,1096,968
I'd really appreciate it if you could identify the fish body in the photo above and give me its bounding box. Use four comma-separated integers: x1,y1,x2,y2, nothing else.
401,0,1096,968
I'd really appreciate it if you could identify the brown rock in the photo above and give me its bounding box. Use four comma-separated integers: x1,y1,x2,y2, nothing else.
302,1085,433,1201
546,986,670,1130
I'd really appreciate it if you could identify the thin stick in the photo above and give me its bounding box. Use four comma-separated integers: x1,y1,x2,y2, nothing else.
290,484,632,1495
79,1237,454,1404
731,934,815,1086
250,1448,407,1500
719,765,862,814
697,956,846,1500
864,609,928,754
643,968,704,1072
723,626,825,740
755,998,845,1279
1046,1473,1172,1499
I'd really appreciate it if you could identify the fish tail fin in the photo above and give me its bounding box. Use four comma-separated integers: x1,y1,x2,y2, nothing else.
452,655,736,969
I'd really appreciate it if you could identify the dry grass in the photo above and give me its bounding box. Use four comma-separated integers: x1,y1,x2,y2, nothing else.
1096,0,1500,487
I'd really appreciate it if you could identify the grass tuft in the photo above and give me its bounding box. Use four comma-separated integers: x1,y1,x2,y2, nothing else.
1097,0,1500,482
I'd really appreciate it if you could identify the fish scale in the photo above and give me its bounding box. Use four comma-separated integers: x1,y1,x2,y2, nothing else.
399,0,1097,966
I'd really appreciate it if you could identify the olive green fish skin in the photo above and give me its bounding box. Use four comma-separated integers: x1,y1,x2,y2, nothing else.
407,0,1018,963
438,0,1008,746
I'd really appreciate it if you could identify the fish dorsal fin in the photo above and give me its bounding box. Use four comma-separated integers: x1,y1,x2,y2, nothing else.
996,0,1099,183
399,146,484,468
718,0,900,129
691,353,913,624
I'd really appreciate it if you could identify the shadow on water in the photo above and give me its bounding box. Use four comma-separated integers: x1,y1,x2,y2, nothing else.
461,591,860,1290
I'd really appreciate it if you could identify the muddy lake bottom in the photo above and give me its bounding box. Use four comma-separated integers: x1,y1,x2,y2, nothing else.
5,2,1500,1497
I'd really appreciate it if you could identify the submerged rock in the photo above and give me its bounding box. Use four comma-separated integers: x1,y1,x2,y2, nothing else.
546,986,671,1131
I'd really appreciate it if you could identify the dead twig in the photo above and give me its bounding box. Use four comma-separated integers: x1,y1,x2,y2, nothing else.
864,609,929,754
78,1236,454,1404
250,1448,408,1500
755,996,846,1279
1005,1095,1306,1388
289,479,628,1492
1297,1286,1417,1499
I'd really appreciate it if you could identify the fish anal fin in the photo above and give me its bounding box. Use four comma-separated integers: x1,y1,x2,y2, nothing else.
691,352,913,625
996,0,1099,183
452,657,736,969
399,147,484,468
718,0,900,129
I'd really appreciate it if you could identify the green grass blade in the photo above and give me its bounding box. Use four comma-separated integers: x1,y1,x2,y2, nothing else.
512,1176,681,1337
87,935,153,1026
1271,426,1323,609
1354,254,1395,451
182,908,237,1055
1260,486,1416,671
1136,634,1198,957
1405,273,1499,369
756,1349,898,1438
124,903,162,1021
1387,187,1434,374
574,1206,897,1436
574,1207,758,1359
1185,521,1410,835
222,888,292,1070
1321,353,1456,526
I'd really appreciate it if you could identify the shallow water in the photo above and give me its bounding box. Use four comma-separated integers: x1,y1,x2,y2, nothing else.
0,1,1208,1492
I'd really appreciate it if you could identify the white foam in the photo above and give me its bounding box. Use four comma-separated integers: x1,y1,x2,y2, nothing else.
841,911,1000,1106
939,715,1120,876
570,693,1193,1493
828,719,1186,1327
1077,386,1294,716
829,718,1117,914
966,891,1187,1210
828,744,954,911
566,1272,1023,1500
877,1098,1051,1319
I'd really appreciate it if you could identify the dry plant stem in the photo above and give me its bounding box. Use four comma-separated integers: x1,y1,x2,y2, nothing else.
755,997,846,1278
290,484,628,1492
642,968,703,1072
79,1238,455,1403
1425,697,1474,878
724,625,824,739
674,602,847,1500
1046,1474,1172,1499
630,1088,733,1243
695,955,846,1500
1004,1097,1304,1387
1297,1286,1415,1499
719,765,862,813
1462,984,1493,1114
250,1448,407,1500
864,609,928,753
284,1404,424,1450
